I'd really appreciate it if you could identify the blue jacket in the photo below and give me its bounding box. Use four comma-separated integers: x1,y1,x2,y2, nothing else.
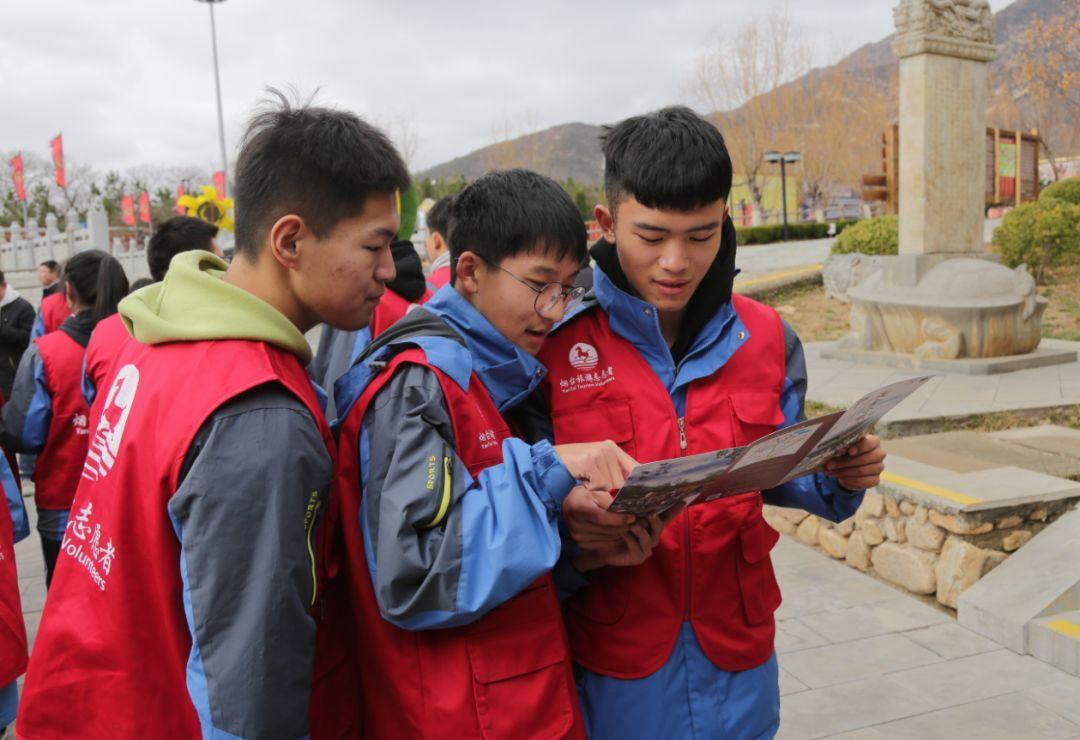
333,285,576,631
546,265,865,740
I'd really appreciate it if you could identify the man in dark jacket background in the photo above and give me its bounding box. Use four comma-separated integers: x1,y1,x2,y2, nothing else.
37,261,62,301
0,271,36,399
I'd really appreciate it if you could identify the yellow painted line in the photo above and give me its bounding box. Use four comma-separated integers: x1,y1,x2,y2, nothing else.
880,471,984,506
1045,619,1080,642
734,263,824,290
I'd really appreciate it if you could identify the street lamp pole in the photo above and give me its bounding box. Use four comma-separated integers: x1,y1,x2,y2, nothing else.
196,0,229,196
764,150,802,241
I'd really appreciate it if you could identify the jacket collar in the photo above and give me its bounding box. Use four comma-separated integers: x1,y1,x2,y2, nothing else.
590,265,749,393
419,286,546,412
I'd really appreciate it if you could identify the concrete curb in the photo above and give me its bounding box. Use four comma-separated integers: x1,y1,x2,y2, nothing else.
734,264,823,297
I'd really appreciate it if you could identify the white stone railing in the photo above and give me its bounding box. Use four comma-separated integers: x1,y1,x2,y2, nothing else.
0,200,150,282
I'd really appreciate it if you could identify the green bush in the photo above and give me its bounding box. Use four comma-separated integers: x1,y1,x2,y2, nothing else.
1039,176,1080,206
994,198,1080,283
833,218,861,236
736,222,831,245
397,183,419,240
831,215,899,255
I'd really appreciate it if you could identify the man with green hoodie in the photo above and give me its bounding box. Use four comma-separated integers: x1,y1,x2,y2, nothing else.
18,94,410,739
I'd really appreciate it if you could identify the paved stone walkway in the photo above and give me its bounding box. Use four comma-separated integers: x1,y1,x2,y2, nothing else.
14,497,46,658
734,238,833,283
773,535,1080,739
804,340,1080,434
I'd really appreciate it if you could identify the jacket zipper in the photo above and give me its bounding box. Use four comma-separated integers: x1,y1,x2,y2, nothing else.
674,356,692,621
679,414,691,620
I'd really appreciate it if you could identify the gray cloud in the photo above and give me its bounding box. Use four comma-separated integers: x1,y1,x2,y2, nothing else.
1,0,901,174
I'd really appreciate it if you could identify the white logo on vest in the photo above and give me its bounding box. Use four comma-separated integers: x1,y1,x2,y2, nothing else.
62,501,117,591
569,343,599,370
82,364,139,483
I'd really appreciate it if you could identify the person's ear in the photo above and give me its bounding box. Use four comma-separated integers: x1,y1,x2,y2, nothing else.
268,215,307,271
595,204,616,242
65,281,77,311
455,251,483,295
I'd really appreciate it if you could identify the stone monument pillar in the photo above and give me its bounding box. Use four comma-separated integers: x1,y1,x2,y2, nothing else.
826,1,1074,369
893,0,996,257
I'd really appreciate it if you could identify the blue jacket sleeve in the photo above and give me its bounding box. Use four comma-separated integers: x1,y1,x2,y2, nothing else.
359,363,574,631
167,385,331,739
762,320,864,522
81,355,97,408
0,344,52,454
0,453,28,543
29,313,45,341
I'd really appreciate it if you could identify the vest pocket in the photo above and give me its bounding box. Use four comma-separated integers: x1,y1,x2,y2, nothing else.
467,614,575,739
729,391,786,446
550,401,636,459
736,515,782,625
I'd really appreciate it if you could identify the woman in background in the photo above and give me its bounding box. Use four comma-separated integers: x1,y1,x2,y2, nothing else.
0,251,128,585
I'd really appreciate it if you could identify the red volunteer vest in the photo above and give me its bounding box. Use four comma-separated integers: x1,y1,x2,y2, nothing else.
32,330,91,510
331,348,584,739
539,294,786,678
39,293,71,336
428,264,451,291
370,287,431,338
18,338,336,740
0,469,27,687
83,313,128,411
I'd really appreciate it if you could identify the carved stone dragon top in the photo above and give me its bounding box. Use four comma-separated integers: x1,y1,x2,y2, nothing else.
893,0,993,44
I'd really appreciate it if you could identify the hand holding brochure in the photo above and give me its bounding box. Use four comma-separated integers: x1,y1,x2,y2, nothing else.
608,376,931,516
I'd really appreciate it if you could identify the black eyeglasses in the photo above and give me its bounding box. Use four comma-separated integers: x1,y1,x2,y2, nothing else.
477,255,586,318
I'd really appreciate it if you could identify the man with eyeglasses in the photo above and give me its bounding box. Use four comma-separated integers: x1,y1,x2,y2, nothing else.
320,169,673,738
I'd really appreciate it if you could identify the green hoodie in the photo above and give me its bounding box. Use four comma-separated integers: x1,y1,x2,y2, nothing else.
119,250,312,364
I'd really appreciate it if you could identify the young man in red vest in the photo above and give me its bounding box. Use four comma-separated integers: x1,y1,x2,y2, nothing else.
528,107,886,739
424,194,454,291
17,95,411,739
327,169,665,739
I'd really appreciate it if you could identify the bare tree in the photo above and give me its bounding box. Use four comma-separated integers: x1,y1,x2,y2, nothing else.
693,4,813,221
996,4,1080,181
388,116,422,170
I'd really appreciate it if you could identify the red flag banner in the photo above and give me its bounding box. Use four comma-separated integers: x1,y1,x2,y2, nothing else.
51,134,65,189
120,195,135,226
11,154,26,202
212,170,225,197
175,184,187,215
138,191,151,224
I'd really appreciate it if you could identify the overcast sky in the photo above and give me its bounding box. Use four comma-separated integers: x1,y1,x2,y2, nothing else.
1,0,904,175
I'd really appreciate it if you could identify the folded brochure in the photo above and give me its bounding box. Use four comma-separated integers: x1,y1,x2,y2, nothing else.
608,375,932,516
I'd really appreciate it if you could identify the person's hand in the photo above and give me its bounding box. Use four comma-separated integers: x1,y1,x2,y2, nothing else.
554,441,637,492
824,434,886,491
573,505,683,571
563,487,635,549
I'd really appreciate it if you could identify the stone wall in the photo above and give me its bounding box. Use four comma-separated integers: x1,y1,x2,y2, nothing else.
764,491,1075,610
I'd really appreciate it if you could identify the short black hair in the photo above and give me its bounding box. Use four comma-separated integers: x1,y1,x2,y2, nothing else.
232,89,411,258
148,216,219,281
448,169,586,270
426,196,454,239
601,105,733,213
39,260,59,272
0,270,6,284
62,250,130,325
